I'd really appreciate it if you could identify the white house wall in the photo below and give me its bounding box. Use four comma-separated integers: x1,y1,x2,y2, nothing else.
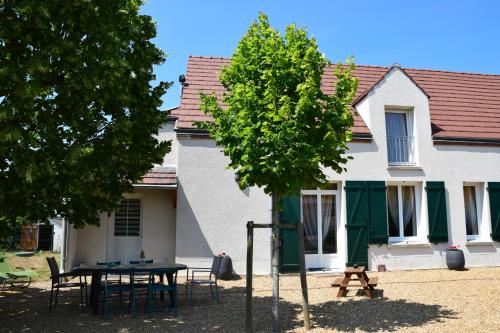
176,138,272,274
176,67,499,274
156,121,178,167
74,189,176,266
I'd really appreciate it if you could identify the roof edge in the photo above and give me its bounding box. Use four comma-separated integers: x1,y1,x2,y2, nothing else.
352,64,430,107
432,136,500,146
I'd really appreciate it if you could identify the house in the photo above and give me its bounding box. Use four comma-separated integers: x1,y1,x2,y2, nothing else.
61,55,500,274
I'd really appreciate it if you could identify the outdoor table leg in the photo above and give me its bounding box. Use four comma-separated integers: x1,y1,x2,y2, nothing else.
90,272,102,315
356,273,373,299
337,273,352,297
160,273,165,301
166,272,176,311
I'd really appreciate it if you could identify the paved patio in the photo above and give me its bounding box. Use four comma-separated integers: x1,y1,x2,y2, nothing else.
1,267,499,332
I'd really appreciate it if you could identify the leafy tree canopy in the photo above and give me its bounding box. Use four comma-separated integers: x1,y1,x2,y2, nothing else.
0,0,170,228
199,13,358,197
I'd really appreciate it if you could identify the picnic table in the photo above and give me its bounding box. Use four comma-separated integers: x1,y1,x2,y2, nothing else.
331,266,378,298
73,263,187,315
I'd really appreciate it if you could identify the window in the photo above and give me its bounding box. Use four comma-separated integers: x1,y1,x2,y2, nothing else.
114,199,141,237
387,185,417,239
385,111,415,165
464,186,479,237
301,186,338,255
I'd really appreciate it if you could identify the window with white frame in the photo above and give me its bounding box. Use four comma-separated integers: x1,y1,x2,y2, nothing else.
385,110,415,165
463,185,479,238
387,184,418,239
114,199,141,237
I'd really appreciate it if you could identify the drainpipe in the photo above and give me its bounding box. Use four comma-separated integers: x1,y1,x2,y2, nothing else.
61,217,68,273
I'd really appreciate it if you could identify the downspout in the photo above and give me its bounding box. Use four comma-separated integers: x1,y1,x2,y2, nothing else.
60,218,68,273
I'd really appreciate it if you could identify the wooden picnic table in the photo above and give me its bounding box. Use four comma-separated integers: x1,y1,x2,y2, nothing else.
331,266,378,298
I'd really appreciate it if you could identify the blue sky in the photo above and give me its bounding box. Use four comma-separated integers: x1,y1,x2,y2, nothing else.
141,0,500,110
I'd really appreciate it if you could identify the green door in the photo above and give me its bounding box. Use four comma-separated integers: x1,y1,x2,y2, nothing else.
488,182,500,241
279,195,300,272
345,181,369,267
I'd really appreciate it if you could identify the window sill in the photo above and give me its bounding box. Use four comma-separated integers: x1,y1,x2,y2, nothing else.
465,240,494,246
387,241,432,248
387,165,422,170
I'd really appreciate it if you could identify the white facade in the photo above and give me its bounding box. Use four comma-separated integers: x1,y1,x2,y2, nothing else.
64,66,500,274
174,66,500,274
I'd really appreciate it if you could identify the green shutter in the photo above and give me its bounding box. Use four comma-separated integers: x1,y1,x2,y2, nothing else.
279,195,300,272
425,181,449,243
488,182,500,241
367,181,388,244
345,181,369,267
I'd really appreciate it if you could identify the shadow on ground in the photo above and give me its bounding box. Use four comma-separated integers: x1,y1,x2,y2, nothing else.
0,282,457,332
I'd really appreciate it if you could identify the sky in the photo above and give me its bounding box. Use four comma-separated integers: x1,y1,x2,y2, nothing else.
141,0,500,110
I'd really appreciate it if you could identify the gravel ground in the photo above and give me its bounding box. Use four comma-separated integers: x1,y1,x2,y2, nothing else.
1,267,499,332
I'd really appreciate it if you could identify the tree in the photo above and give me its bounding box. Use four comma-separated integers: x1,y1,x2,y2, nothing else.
0,0,170,229
199,14,358,332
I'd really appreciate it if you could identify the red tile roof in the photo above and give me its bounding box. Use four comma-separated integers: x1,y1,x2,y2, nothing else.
174,55,500,144
137,169,176,186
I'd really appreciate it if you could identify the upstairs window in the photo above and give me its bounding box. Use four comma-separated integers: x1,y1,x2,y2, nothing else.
385,111,415,165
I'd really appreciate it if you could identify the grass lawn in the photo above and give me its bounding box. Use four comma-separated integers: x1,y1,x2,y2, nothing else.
1,251,60,281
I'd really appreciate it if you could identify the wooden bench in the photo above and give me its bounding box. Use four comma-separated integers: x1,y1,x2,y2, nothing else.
331,276,378,287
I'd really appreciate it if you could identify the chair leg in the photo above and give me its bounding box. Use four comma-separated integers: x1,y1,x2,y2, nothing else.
54,287,60,309
145,288,152,315
209,284,214,300
130,289,136,317
215,283,220,304
104,289,109,319
79,285,84,311
171,288,177,317
189,283,194,307
49,285,54,311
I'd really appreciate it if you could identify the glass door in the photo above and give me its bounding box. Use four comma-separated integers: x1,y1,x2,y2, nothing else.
301,185,342,270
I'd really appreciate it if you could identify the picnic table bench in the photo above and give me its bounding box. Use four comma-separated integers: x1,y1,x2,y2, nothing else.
331,266,377,298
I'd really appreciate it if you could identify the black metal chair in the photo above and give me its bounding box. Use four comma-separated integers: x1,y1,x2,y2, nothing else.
101,268,136,318
185,256,222,306
145,268,178,316
47,257,87,311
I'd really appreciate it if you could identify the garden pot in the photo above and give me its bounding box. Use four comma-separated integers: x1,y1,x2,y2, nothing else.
217,255,235,280
446,249,465,270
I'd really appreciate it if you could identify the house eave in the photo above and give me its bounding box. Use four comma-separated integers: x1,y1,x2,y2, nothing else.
432,136,500,146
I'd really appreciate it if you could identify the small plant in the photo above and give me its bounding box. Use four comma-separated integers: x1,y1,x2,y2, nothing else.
140,250,145,260
447,245,461,251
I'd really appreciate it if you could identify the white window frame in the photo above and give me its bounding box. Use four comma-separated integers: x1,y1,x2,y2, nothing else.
301,184,339,256
463,182,491,242
385,109,415,166
387,182,421,243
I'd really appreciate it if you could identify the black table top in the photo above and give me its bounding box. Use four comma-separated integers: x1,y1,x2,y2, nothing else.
73,262,187,273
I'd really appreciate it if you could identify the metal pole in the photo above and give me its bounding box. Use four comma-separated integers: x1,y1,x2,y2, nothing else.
297,223,311,330
246,221,254,333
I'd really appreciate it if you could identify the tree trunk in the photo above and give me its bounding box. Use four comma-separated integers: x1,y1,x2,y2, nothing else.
271,194,280,332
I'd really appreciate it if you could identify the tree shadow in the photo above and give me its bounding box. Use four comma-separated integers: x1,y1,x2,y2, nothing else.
0,282,458,332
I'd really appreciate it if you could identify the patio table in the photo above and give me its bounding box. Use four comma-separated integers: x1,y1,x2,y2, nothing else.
73,263,187,315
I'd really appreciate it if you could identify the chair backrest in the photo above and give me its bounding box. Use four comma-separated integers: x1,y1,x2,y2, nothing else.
130,259,153,264
46,257,59,284
210,256,223,279
97,261,120,265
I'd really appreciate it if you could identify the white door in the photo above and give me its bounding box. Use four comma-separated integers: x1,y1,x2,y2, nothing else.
302,184,343,271
107,198,142,264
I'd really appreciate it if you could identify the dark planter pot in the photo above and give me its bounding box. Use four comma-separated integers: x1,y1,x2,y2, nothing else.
217,255,235,280
446,250,465,270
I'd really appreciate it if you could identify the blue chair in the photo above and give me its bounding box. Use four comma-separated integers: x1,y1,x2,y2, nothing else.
97,261,123,301
185,256,222,306
129,260,154,284
145,268,178,316
102,268,136,318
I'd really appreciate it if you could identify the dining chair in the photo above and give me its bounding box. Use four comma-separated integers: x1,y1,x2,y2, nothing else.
185,256,223,306
97,261,123,301
47,257,87,311
129,259,154,284
101,268,136,318
145,268,178,316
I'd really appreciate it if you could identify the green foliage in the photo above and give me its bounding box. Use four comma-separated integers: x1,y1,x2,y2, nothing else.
0,0,171,228
199,13,358,197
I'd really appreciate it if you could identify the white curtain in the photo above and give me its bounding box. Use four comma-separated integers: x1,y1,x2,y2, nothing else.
387,186,399,236
385,113,408,162
302,195,318,253
464,187,479,235
402,187,416,236
321,195,336,253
